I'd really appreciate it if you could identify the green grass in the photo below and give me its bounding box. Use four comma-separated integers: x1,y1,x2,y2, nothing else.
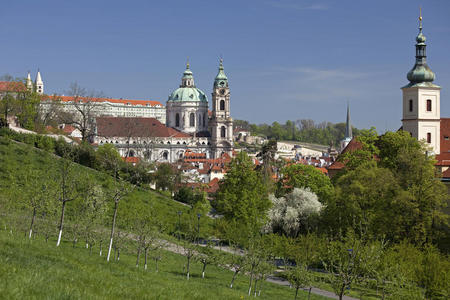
0,136,196,231
0,231,330,300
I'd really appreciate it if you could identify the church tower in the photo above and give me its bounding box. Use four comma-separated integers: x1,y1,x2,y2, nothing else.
35,70,44,95
210,59,233,158
401,10,440,154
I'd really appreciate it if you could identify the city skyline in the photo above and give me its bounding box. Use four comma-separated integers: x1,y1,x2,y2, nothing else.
1,0,450,131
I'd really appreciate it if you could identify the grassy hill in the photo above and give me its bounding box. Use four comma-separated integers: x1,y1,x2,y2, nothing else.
0,136,191,228
0,136,331,299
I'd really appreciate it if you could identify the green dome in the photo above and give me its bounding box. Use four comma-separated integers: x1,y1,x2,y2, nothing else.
407,64,435,83
168,87,208,102
416,32,426,43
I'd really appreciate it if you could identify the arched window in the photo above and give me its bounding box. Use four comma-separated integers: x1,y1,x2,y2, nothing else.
175,113,180,127
221,126,226,138
426,99,432,112
190,113,195,127
427,132,431,143
409,99,413,112
163,151,168,160
129,150,135,157
220,100,225,111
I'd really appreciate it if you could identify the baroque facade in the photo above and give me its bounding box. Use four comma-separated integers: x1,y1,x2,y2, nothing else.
94,60,234,163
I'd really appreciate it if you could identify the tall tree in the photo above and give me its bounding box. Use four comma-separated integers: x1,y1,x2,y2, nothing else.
55,151,80,247
215,151,270,228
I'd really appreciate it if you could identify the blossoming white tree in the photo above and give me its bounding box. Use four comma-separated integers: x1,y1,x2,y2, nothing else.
266,188,323,237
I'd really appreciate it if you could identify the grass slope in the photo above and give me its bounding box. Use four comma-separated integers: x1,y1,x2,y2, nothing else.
0,136,192,228
0,231,329,300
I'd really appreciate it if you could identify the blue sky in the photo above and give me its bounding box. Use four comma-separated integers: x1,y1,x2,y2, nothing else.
1,0,449,131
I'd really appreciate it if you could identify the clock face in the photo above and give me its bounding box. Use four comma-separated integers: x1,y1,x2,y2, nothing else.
220,89,225,95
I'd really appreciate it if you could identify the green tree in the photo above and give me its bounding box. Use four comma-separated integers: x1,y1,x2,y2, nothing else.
277,164,334,203
96,143,122,173
215,151,270,228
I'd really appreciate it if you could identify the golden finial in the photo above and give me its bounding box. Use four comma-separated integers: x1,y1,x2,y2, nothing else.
186,57,190,69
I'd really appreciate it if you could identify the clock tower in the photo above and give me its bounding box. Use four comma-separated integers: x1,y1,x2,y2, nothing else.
210,59,233,158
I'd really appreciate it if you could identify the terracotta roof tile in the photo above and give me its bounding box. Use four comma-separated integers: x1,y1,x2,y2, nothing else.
96,117,189,138
0,81,27,92
42,95,163,107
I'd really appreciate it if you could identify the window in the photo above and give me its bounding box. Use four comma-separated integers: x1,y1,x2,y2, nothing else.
175,113,180,127
190,113,195,127
427,99,432,112
427,132,431,143
409,99,413,112
220,100,225,111
163,152,168,160
221,126,226,138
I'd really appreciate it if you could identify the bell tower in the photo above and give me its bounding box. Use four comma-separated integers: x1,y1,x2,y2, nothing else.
401,9,441,154
210,59,233,158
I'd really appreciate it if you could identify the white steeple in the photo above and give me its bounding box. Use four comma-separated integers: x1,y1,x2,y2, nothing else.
26,71,33,90
35,69,44,95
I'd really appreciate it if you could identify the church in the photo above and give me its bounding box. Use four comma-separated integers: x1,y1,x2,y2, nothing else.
94,60,234,163
400,13,450,178
329,12,450,180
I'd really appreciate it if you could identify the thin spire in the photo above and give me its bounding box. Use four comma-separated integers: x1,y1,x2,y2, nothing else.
419,6,423,33
186,57,190,69
345,102,352,139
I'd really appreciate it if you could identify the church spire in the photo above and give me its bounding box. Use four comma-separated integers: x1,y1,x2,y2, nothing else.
35,69,44,94
26,71,33,90
214,58,228,88
345,102,352,139
406,8,436,86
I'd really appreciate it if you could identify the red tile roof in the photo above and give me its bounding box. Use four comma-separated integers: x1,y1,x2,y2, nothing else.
96,117,189,138
206,178,220,194
122,157,140,163
327,138,363,171
42,95,163,107
0,81,27,92
441,168,450,178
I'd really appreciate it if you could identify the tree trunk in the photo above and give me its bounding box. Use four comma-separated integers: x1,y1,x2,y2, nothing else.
144,248,148,270
202,262,206,278
248,268,254,295
73,238,77,248
136,246,141,267
117,249,120,261
230,270,239,288
186,256,190,280
56,200,66,247
308,287,312,300
29,207,36,239
295,287,299,300
107,200,119,262
253,279,258,296
99,240,103,256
